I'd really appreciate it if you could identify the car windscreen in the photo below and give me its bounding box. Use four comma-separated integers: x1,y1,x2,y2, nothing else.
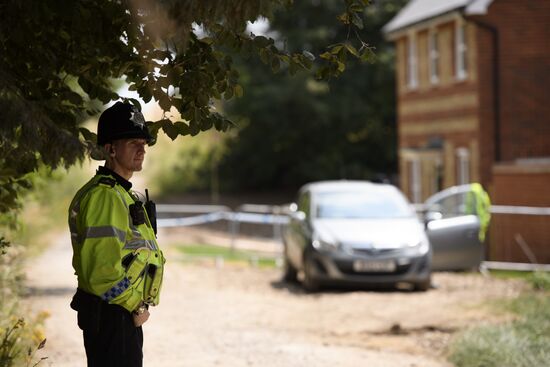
314,190,413,219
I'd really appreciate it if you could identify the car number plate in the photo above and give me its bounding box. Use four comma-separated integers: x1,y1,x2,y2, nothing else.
353,259,396,272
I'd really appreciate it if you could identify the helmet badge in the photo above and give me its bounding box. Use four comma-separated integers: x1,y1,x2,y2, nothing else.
129,108,146,129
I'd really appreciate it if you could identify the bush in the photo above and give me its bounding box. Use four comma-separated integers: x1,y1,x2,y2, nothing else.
0,246,48,367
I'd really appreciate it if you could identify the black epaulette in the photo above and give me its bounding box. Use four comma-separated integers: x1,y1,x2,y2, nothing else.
97,176,116,187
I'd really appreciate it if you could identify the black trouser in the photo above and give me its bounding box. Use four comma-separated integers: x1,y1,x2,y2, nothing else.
71,289,143,367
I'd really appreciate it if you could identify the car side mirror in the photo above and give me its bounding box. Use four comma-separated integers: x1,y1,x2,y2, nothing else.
424,211,443,223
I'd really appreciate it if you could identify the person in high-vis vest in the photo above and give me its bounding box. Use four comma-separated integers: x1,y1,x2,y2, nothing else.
69,102,165,367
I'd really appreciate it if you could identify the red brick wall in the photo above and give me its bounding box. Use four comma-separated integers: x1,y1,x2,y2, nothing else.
469,0,550,263
489,166,550,263
473,22,496,188
472,0,550,163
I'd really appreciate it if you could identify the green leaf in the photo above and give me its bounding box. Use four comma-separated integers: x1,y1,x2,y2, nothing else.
319,52,333,60
234,85,243,98
337,13,350,24
351,13,364,29
301,55,313,69
161,121,179,140
199,37,214,45
271,57,281,73
158,93,172,111
225,86,234,100
259,48,270,65
349,3,364,12
330,44,344,54
197,93,210,107
175,121,190,136
360,48,376,63
344,44,360,57
79,127,97,143
253,36,271,48
289,61,299,75
65,91,83,105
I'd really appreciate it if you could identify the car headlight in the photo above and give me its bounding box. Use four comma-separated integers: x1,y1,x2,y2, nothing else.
312,239,340,252
407,239,430,255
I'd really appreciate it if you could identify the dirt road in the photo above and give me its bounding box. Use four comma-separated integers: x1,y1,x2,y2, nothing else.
24,228,524,367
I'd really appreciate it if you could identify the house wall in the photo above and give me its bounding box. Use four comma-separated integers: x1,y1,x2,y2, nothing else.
471,0,550,184
473,0,550,163
490,164,550,263
471,0,550,263
396,19,482,201
390,0,550,262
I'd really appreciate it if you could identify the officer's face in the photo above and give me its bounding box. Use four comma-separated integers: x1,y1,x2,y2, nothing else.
108,138,147,179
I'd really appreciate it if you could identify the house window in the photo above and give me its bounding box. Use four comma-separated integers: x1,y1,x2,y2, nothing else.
429,31,439,84
456,147,470,184
408,158,421,203
407,34,418,89
432,158,443,194
455,23,468,80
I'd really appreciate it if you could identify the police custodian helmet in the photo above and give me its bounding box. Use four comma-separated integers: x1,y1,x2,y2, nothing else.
97,102,153,146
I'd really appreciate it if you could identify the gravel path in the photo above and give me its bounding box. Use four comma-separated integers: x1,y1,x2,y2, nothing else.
24,228,525,367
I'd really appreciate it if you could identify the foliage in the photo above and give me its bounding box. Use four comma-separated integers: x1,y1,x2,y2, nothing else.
529,271,550,291
448,289,550,367
0,0,372,213
0,246,48,367
0,238,8,256
150,131,223,197
216,0,406,191
0,165,88,366
0,318,48,367
488,270,550,291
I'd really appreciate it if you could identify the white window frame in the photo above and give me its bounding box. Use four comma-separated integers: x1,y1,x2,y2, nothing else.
456,147,470,185
429,30,439,84
407,33,418,89
409,158,421,203
455,21,468,80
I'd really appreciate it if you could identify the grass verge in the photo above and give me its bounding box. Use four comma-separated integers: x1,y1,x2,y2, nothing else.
448,272,550,367
177,244,278,268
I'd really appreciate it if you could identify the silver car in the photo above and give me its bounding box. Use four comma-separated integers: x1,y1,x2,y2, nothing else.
423,184,486,271
283,181,432,291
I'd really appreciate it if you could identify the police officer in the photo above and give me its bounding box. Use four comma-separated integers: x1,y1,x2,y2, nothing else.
69,102,165,367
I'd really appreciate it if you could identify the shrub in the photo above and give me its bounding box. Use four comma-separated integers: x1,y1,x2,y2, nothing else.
0,246,48,367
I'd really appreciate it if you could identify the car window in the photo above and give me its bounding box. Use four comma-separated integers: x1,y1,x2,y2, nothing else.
314,190,413,219
428,192,478,218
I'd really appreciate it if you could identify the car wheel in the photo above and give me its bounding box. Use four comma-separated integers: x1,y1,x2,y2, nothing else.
302,253,320,292
413,276,431,292
282,255,298,283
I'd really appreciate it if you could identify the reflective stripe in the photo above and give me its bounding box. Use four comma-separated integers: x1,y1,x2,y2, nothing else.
101,277,131,301
123,238,157,250
84,226,126,243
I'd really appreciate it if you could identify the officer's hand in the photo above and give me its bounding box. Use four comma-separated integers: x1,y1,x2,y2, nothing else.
133,309,150,327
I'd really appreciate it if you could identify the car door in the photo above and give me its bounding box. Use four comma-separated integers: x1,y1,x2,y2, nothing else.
424,185,484,271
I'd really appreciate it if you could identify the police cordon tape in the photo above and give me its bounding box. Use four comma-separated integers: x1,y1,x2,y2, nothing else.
157,211,290,228
157,203,550,229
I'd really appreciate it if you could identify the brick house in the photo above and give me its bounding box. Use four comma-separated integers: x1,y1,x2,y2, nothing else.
383,0,550,263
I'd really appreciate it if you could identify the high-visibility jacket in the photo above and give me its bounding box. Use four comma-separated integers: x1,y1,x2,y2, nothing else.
68,172,165,313
465,183,491,242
